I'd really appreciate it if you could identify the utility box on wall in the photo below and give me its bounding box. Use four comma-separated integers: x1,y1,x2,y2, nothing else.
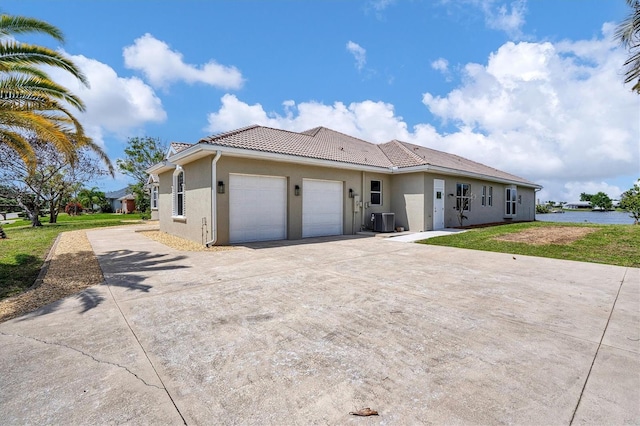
373,212,395,233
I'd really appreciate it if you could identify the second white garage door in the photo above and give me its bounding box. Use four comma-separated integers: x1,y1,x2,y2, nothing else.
229,174,287,243
302,179,343,238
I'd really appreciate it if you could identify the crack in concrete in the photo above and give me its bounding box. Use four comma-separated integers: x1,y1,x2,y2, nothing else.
0,331,164,390
569,267,629,425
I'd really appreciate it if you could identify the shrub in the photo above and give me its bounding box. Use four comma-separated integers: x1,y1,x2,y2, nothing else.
65,202,83,215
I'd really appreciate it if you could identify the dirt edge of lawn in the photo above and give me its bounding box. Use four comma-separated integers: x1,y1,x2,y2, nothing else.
0,228,236,323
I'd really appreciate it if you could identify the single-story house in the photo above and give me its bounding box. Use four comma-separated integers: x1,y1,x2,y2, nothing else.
105,188,136,213
565,201,592,210
148,125,541,246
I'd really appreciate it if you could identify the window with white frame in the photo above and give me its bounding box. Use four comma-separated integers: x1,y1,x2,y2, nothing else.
505,186,517,216
456,183,471,211
481,185,487,206
173,168,185,217
151,185,159,210
488,186,493,206
370,180,382,205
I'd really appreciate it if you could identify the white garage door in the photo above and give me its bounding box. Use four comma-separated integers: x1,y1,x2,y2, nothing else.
302,179,343,238
229,174,287,243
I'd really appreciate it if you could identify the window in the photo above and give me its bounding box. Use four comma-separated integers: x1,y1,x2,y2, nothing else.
173,168,185,217
488,186,493,206
481,185,487,206
151,185,159,210
456,183,471,211
505,186,517,216
370,180,382,205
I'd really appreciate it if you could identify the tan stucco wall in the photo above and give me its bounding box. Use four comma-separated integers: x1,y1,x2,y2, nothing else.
157,153,538,245
215,156,364,245
159,156,212,244
390,173,425,232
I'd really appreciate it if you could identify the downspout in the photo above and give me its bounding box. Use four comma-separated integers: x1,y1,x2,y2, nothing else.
361,171,365,231
205,151,222,247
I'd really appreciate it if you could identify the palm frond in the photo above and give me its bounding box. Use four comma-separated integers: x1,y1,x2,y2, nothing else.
0,43,88,87
0,75,86,110
0,127,36,170
0,15,64,42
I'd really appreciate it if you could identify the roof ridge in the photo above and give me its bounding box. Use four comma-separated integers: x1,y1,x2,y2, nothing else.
385,140,429,165
300,126,322,137
310,126,377,145
199,124,261,143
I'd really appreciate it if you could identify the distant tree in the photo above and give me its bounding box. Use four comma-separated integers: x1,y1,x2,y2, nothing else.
116,137,166,215
77,187,107,213
579,193,593,202
619,180,640,224
590,192,613,211
615,0,640,93
0,138,112,226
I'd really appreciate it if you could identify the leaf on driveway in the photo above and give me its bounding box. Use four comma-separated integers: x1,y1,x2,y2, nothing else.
349,408,379,416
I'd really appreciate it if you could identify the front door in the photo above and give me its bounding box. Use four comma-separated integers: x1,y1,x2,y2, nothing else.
433,179,445,230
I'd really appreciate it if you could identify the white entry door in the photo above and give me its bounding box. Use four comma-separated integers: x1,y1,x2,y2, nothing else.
302,179,343,238
433,179,445,230
229,174,287,243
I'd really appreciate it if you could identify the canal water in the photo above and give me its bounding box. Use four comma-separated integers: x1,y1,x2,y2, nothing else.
536,210,635,225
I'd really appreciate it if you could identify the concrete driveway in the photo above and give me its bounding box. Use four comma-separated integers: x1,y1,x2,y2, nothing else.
1,226,638,425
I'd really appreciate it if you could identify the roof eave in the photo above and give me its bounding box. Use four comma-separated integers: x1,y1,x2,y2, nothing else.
392,164,542,188
146,160,175,174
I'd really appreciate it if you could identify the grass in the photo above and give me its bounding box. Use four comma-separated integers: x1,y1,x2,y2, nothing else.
0,213,144,300
419,221,640,268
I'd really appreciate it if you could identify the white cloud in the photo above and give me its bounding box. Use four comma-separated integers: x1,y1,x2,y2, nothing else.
551,181,624,203
346,41,367,71
123,33,244,90
482,0,527,38
370,0,396,11
431,58,449,73
47,53,166,148
205,26,638,201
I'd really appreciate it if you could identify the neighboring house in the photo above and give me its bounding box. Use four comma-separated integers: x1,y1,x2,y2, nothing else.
148,125,542,245
105,188,136,213
565,201,592,209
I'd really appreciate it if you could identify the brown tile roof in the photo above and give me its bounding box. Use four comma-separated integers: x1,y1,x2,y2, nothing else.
170,142,193,154
199,125,393,168
384,140,535,184
196,125,536,185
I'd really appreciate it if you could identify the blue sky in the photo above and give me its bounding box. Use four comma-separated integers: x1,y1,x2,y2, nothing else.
5,0,639,202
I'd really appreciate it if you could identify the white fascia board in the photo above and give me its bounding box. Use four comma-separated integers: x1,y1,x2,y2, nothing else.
146,160,176,174
391,164,542,189
169,144,390,173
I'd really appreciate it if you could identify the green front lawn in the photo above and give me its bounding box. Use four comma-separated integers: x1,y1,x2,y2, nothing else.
419,221,639,267
0,213,144,300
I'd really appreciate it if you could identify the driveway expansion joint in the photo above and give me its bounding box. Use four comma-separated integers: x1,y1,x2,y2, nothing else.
569,268,628,425
0,331,164,390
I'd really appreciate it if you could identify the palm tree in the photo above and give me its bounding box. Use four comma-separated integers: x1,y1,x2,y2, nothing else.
616,0,640,93
0,14,93,169
0,15,113,237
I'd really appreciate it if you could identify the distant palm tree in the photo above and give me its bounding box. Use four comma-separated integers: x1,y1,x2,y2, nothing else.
616,0,640,93
0,14,105,170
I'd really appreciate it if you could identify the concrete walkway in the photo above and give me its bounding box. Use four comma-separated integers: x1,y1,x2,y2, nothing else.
0,226,638,425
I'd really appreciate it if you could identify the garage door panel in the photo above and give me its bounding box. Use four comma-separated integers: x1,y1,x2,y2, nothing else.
303,179,343,238
230,174,286,243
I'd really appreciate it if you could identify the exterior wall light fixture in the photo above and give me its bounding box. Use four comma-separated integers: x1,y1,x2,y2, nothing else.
217,181,225,194
295,185,301,196
349,188,354,198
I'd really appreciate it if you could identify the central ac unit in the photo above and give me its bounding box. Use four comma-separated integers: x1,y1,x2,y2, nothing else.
373,212,395,233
